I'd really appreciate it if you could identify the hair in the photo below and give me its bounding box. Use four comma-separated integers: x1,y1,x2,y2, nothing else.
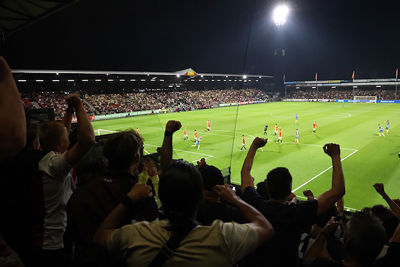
256,181,269,199
103,130,143,171
198,165,224,191
265,167,292,200
159,160,203,231
344,211,387,265
38,121,66,152
369,205,398,241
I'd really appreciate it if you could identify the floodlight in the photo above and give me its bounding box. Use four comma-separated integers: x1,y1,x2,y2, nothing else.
176,74,180,77
273,4,289,26
243,75,247,79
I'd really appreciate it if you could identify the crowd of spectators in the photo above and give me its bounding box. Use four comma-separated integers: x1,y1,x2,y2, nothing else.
287,88,397,100
1,55,400,267
22,88,268,117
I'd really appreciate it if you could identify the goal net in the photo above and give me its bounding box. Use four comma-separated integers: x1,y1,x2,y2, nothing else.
353,96,377,103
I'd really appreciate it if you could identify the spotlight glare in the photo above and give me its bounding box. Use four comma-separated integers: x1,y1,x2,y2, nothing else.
273,4,290,26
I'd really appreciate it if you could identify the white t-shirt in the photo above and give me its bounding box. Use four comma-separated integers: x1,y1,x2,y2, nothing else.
38,151,76,249
108,219,259,267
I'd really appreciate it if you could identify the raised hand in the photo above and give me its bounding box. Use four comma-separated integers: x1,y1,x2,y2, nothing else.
65,93,82,109
197,158,206,167
127,183,153,202
303,189,315,200
165,120,182,133
321,216,341,235
323,143,340,157
373,183,386,196
144,157,158,177
214,184,238,203
252,137,268,148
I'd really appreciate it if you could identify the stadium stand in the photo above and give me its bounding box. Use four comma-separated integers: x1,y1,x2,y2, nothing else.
22,88,268,117
287,88,396,100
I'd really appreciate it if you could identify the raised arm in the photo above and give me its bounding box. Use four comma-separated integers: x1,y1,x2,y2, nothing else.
160,120,181,171
316,144,345,215
305,216,340,260
65,94,95,165
373,183,400,242
241,137,267,191
93,183,153,247
215,184,274,244
0,57,26,159
373,183,400,219
61,101,74,132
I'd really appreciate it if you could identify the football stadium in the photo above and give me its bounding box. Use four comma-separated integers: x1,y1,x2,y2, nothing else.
1,1,399,266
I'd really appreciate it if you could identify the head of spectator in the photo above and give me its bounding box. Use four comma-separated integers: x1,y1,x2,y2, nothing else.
343,211,387,265
159,160,203,231
364,205,398,242
198,164,224,191
38,121,70,153
256,181,269,199
103,130,143,175
265,167,292,201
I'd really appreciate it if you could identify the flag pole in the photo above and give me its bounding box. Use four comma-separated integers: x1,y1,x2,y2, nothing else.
283,74,286,98
394,68,399,100
315,72,318,100
352,70,355,99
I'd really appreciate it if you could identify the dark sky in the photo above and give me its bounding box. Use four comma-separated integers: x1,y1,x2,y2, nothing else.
4,0,400,81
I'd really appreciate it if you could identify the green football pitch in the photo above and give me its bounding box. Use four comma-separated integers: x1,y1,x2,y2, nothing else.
92,102,400,211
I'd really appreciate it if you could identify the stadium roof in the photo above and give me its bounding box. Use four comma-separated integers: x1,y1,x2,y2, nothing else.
285,79,400,88
12,68,272,78
0,0,79,37
13,68,273,92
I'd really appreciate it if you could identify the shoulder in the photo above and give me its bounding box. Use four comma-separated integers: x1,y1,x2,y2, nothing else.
39,151,72,177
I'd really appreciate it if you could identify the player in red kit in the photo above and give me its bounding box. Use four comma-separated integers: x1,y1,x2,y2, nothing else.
184,128,188,141
194,130,198,140
240,135,247,151
313,122,317,134
278,129,283,144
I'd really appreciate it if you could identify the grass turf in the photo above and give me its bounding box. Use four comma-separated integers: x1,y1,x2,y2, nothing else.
92,102,400,211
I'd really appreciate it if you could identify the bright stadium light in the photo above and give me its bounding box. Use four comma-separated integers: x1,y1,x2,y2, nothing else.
243,75,247,79
176,74,180,78
273,4,290,26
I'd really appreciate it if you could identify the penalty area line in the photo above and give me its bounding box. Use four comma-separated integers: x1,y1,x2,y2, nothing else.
292,149,358,193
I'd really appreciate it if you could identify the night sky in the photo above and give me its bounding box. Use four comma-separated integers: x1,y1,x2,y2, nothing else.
4,0,400,81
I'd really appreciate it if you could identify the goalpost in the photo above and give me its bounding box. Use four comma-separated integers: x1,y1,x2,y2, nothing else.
353,96,377,103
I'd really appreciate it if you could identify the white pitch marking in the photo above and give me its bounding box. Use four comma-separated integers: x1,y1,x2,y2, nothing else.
144,143,215,158
292,149,358,192
285,141,357,151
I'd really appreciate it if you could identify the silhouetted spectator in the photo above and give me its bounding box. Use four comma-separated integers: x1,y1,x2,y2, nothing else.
197,163,245,225
240,138,345,267
0,56,26,266
0,56,26,159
